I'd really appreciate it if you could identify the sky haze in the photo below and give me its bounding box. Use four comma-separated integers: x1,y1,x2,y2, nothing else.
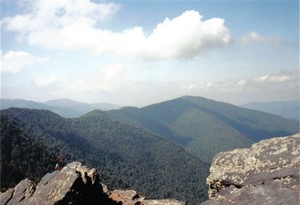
1,0,299,107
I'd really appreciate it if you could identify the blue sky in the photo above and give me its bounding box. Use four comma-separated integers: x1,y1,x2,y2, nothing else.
1,0,299,107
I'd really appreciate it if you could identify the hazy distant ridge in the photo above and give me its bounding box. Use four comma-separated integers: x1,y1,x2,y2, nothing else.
0,98,121,118
242,100,299,120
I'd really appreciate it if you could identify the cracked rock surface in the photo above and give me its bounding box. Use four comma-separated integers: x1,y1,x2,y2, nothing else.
201,133,300,205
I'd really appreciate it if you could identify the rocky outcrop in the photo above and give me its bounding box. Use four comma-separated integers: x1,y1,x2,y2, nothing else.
0,161,185,205
201,133,300,205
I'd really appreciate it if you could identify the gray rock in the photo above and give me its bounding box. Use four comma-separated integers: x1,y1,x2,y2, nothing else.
202,133,300,205
0,179,35,205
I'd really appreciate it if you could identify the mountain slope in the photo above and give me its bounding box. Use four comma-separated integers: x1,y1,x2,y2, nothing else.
0,108,209,204
181,96,298,140
0,116,58,189
242,100,299,121
108,96,299,163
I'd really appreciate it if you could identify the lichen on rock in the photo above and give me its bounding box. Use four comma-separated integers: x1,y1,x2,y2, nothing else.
203,133,300,205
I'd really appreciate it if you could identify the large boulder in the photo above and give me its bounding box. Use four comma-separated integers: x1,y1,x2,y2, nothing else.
201,133,300,205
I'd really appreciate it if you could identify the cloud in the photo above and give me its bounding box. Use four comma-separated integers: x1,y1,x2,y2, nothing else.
181,70,298,93
0,50,48,73
2,0,231,59
142,10,231,59
2,0,120,31
253,72,297,83
2,0,121,46
33,75,59,87
239,32,284,45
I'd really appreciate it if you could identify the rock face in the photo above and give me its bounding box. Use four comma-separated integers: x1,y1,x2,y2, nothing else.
0,161,185,205
202,133,300,205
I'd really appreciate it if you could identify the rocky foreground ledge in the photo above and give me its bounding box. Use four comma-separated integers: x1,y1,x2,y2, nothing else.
0,161,185,205
201,133,300,205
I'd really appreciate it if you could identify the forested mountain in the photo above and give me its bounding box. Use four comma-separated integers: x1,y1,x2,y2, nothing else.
0,108,209,204
242,100,299,121
0,98,121,118
0,117,58,189
107,96,299,163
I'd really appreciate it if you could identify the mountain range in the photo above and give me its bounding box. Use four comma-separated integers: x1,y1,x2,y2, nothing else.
1,95,299,204
107,96,298,163
0,98,121,118
1,97,298,121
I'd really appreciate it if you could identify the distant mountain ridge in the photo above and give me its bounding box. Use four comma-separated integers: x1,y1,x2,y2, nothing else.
0,98,121,118
1,96,298,164
107,96,299,163
242,100,299,121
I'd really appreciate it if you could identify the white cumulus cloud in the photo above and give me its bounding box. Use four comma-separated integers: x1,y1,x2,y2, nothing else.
2,0,231,59
142,10,231,59
2,0,121,48
0,50,47,73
